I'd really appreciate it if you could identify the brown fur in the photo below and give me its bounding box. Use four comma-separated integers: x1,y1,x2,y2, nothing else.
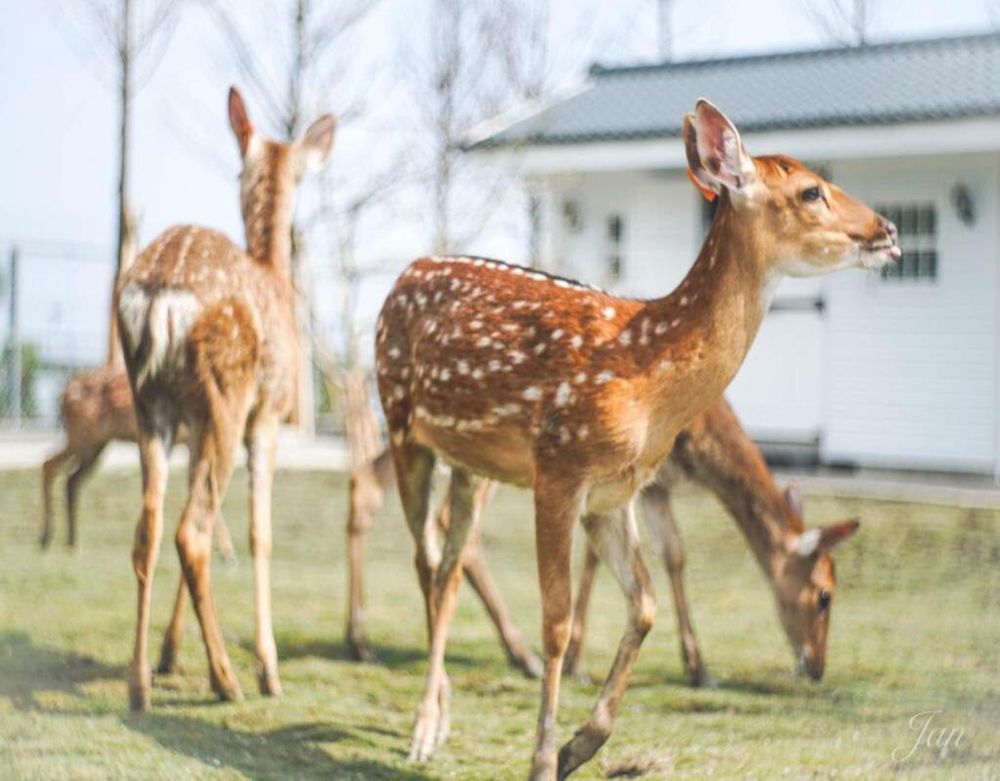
375,100,896,778
116,87,335,711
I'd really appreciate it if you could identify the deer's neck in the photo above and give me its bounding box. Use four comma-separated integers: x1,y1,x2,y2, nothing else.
242,150,296,276
685,447,790,578
642,203,773,456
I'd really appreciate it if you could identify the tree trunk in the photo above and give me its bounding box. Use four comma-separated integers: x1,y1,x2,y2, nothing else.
109,0,133,366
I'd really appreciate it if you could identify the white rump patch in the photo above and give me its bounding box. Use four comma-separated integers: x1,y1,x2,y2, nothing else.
131,289,202,389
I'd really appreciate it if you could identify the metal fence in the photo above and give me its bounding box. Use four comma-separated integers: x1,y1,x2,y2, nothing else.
0,241,114,427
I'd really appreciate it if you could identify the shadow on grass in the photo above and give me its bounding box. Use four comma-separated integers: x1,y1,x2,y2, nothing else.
123,712,433,780
269,632,481,670
0,631,125,712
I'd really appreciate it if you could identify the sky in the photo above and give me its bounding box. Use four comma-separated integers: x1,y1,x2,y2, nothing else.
1,0,996,369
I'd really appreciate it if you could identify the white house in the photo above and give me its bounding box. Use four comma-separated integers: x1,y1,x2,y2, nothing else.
470,33,1000,475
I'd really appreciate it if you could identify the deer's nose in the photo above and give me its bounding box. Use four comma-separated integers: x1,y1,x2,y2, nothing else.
878,215,898,244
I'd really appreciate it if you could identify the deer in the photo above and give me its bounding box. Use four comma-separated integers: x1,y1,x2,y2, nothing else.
39,366,235,562
115,86,335,711
344,396,858,687
374,98,898,779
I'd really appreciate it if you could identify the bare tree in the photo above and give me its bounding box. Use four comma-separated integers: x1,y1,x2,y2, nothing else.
55,0,180,364
209,0,382,433
805,0,872,46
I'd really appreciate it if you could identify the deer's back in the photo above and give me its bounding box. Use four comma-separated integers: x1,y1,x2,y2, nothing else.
117,225,296,418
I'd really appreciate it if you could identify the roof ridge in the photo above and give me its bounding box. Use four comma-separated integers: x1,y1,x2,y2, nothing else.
589,29,1000,78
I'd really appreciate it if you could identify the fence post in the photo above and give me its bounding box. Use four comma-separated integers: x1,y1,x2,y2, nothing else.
7,246,20,426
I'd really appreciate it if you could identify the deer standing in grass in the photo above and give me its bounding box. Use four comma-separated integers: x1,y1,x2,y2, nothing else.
39,367,235,561
345,397,859,686
375,99,898,779
116,87,335,711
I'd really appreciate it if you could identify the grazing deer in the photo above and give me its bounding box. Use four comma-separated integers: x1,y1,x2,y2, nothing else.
344,397,858,687
375,99,898,778
563,397,859,685
39,366,235,561
115,87,335,711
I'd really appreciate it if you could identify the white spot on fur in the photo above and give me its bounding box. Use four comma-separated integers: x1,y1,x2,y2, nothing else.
388,346,401,359
476,336,492,348
658,359,674,374
456,360,469,375
523,386,542,401
654,322,668,335
469,320,483,330
554,382,571,406
472,368,484,380
570,334,583,349
602,306,616,319
559,426,571,445
488,359,502,372
551,329,564,341
574,372,587,384
595,370,615,384
577,425,590,441
533,343,547,356
509,351,526,364
618,330,632,346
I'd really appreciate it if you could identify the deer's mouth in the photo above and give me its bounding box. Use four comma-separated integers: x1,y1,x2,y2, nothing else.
858,240,901,269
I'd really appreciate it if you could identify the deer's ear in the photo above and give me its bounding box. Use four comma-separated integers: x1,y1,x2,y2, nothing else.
683,113,720,197
792,519,860,557
228,86,254,158
817,519,860,551
688,98,756,192
784,482,804,521
299,114,336,173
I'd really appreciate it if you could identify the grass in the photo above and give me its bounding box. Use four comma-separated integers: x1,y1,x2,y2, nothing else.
0,465,998,780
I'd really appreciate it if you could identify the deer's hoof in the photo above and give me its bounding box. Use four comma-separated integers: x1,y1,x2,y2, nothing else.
407,702,440,762
257,665,282,697
346,634,377,664
687,664,717,689
128,663,152,712
210,670,243,703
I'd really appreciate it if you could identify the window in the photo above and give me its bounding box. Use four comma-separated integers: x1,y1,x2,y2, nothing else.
606,214,624,282
874,202,938,282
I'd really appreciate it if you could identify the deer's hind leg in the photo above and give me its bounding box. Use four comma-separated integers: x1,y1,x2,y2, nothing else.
65,443,106,547
175,302,257,702
245,410,281,696
409,467,483,760
128,420,173,711
557,503,656,779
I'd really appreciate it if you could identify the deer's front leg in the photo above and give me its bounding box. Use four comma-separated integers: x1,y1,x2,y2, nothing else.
557,503,656,779
40,447,70,549
530,475,583,781
247,414,281,696
641,483,709,686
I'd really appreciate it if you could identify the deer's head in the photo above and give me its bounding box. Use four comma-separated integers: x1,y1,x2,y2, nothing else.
770,483,859,681
685,99,900,277
227,86,336,254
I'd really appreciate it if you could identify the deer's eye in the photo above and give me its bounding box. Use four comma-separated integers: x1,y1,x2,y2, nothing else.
801,186,822,203
818,589,831,612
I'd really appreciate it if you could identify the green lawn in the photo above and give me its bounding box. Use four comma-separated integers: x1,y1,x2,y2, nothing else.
1,466,997,779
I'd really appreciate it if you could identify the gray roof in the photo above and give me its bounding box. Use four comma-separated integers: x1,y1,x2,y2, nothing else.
471,33,1000,148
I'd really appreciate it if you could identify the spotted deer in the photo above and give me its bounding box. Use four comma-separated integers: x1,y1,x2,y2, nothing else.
115,87,335,711
375,99,898,779
344,397,858,687
39,366,235,562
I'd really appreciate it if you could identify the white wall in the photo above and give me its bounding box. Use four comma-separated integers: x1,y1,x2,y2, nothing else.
823,153,998,473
